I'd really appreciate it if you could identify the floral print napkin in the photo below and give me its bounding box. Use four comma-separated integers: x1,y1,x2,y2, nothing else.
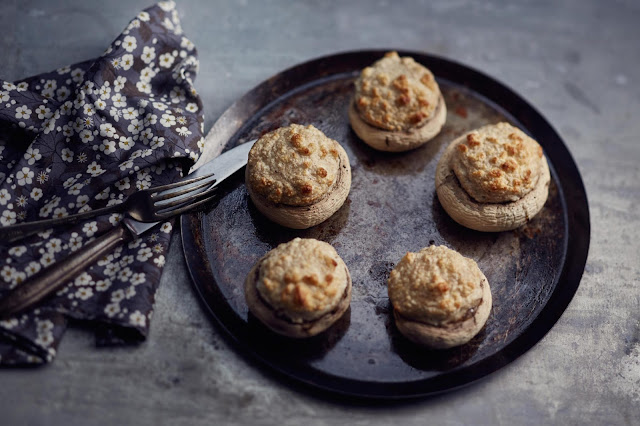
0,1,206,365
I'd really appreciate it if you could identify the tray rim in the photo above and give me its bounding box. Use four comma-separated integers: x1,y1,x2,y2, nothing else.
180,49,591,399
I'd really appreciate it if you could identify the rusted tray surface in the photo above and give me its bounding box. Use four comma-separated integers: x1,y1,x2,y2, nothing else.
181,51,589,398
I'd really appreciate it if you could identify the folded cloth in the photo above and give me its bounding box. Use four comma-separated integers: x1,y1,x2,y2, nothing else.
0,1,205,365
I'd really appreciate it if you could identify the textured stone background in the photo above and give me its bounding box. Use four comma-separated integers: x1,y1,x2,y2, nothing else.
1,0,639,424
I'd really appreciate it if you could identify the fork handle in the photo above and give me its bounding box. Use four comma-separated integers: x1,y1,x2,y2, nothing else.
0,224,133,318
0,204,120,243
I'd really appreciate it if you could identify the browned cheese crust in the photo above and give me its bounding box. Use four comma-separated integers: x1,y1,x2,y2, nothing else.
393,276,491,349
435,123,551,232
354,51,440,131
453,122,543,203
349,51,447,152
247,124,341,206
244,238,352,338
388,246,492,349
246,125,351,229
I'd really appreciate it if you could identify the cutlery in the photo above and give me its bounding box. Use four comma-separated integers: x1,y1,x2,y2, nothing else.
0,140,255,318
0,173,219,243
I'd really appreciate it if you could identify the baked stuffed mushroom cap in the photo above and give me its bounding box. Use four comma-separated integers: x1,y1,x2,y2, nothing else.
349,51,447,152
388,245,492,349
435,122,550,232
246,124,351,229
244,238,352,338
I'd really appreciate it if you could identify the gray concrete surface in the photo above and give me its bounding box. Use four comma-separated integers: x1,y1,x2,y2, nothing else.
1,0,639,424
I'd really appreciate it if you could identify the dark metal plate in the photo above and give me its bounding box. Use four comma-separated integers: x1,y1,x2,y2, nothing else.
181,50,590,398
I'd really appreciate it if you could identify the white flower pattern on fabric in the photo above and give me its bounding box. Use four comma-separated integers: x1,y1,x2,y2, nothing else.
129,311,146,327
122,35,138,53
16,167,34,186
15,105,32,119
121,54,135,71
159,113,176,127
176,126,191,137
158,53,175,68
24,147,41,165
0,2,205,366
141,46,156,64
0,189,11,205
8,246,27,257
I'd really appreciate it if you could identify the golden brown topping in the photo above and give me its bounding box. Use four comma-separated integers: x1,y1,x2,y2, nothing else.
300,183,313,194
377,73,389,85
256,238,348,322
420,73,436,90
396,94,411,106
436,281,449,293
357,97,369,108
410,112,427,124
354,51,441,131
489,180,503,191
501,158,517,172
467,133,481,147
392,74,409,91
302,274,319,286
295,285,309,308
247,124,341,206
291,132,302,146
388,246,483,326
452,122,545,203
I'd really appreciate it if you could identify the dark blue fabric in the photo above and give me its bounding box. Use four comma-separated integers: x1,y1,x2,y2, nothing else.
0,1,204,364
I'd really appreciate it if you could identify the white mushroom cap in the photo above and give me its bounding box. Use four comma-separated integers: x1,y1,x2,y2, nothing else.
348,96,446,152
244,238,352,338
388,245,492,349
435,127,550,232
246,135,351,229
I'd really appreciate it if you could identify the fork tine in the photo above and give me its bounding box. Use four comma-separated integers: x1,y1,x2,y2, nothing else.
155,185,217,209
149,172,216,193
152,178,217,202
154,192,218,219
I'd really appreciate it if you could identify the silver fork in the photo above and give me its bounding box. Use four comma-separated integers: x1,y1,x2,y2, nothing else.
0,173,217,243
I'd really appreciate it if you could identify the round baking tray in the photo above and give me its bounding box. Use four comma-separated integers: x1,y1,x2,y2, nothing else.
181,50,590,398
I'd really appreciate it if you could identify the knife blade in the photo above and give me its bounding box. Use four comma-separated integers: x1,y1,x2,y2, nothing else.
0,140,255,318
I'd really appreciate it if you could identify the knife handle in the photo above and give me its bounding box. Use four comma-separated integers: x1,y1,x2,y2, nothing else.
0,204,120,244
0,225,133,318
